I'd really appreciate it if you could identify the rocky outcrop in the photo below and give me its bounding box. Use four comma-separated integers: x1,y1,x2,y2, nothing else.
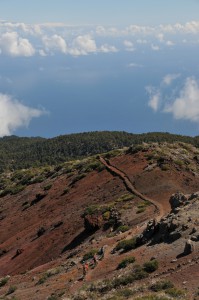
169,192,188,210
84,214,104,232
83,208,122,232
137,191,199,245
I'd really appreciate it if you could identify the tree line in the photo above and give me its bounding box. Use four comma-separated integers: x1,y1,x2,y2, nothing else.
0,131,198,172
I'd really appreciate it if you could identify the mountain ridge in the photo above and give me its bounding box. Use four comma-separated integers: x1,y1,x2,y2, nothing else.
1,130,199,172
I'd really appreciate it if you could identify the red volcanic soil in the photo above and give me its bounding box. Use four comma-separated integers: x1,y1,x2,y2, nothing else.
0,147,199,299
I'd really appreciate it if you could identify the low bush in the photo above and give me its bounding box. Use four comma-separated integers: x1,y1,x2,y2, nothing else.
43,184,52,191
37,268,61,285
37,227,46,237
82,249,98,261
132,265,148,280
116,225,130,233
116,194,134,203
136,207,145,214
143,260,159,273
47,294,59,300
117,256,135,269
165,287,185,298
116,288,135,298
62,187,69,195
31,175,45,184
7,285,17,294
0,276,9,287
115,238,137,252
150,280,174,292
135,296,168,300
71,173,86,185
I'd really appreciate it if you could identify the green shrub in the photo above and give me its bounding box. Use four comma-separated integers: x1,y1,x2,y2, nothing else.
0,276,9,287
47,294,59,300
150,280,174,292
129,145,144,154
37,268,61,285
112,265,148,288
62,187,69,195
97,165,106,172
116,194,134,203
84,204,113,217
143,260,159,273
161,164,170,171
71,173,86,185
10,185,25,195
115,238,137,252
103,211,111,220
37,274,48,284
22,203,30,211
7,285,17,294
43,184,52,191
112,274,135,288
135,296,168,300
83,205,99,216
116,288,135,298
132,265,148,280
165,287,185,298
137,201,150,208
136,207,145,214
117,257,135,269
82,249,98,261
174,160,183,166
32,175,45,184
116,225,130,233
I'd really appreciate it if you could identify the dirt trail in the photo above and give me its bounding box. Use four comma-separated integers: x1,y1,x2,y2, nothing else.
99,157,164,221
70,157,166,293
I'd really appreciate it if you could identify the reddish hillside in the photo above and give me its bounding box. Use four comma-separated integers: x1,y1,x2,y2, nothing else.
0,142,199,300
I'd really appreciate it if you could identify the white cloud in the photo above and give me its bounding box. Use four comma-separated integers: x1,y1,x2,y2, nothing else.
72,34,97,54
146,86,161,112
164,77,199,122
39,49,47,56
123,40,133,47
151,44,160,51
0,32,35,57
99,44,118,53
156,33,164,42
127,63,143,68
123,40,135,51
42,34,67,54
166,40,175,46
0,93,47,136
163,73,180,86
136,39,148,44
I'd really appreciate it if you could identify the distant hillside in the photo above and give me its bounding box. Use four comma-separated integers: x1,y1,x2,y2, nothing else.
0,131,199,171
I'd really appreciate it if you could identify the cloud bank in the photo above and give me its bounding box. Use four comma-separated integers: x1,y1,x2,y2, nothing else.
0,32,35,57
0,93,46,136
147,75,199,124
0,20,199,57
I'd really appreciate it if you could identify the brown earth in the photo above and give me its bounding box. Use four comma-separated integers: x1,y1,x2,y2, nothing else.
0,144,199,299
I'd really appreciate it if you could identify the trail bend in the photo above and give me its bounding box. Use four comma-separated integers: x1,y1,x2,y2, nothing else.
99,157,165,221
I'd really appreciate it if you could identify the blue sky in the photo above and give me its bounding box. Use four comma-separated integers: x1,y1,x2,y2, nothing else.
1,0,199,25
0,1,199,137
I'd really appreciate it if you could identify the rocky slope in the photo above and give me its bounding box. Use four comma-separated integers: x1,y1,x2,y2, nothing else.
0,142,199,300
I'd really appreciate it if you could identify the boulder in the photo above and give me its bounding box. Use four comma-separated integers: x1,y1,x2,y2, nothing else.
183,239,194,255
190,233,199,242
189,191,199,200
84,214,104,232
169,192,188,210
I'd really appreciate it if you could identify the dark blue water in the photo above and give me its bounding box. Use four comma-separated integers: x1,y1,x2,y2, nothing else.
0,44,198,137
